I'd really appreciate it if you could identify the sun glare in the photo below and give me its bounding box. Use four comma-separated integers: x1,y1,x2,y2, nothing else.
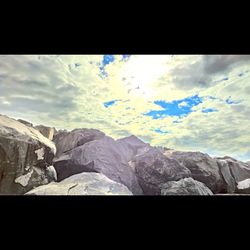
120,55,172,97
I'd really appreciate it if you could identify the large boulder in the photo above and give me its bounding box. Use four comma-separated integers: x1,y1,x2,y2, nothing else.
165,150,224,193
132,147,191,195
216,159,236,193
216,156,250,193
160,177,213,195
0,114,56,194
25,172,133,195
53,128,105,158
53,134,143,195
35,125,55,140
116,135,151,162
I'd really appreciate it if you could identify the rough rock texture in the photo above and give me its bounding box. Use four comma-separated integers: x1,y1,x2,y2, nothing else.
116,135,151,162
216,159,236,193
165,150,224,193
160,177,213,195
53,128,105,158
35,125,55,140
17,119,33,127
216,156,250,193
132,148,191,195
54,134,143,194
25,172,132,195
0,115,56,194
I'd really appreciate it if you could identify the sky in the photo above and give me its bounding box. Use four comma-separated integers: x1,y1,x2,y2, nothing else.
0,55,250,161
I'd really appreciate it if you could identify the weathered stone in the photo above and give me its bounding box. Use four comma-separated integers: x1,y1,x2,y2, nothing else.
53,128,105,158
25,172,133,195
0,114,56,194
35,125,55,140
17,119,33,127
216,156,250,193
54,135,143,194
116,135,151,162
167,150,224,193
160,177,213,195
132,147,191,195
216,159,236,193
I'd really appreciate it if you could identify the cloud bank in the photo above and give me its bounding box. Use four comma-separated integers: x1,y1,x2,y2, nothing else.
1,55,250,161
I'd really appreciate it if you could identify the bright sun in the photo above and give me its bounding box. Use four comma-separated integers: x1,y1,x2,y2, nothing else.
120,55,172,98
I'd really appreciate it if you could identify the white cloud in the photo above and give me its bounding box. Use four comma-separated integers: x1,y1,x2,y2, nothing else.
0,55,250,161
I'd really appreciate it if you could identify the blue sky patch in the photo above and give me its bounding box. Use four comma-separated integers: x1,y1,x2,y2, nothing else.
154,128,168,134
103,100,119,108
226,96,241,105
202,108,218,113
99,55,115,78
144,95,203,119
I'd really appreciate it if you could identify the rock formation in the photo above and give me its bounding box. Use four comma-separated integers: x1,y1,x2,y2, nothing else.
17,119,33,127
53,133,143,194
132,147,191,195
160,177,213,195
25,172,132,195
164,150,225,193
216,156,250,193
0,115,56,194
35,125,55,140
1,113,250,196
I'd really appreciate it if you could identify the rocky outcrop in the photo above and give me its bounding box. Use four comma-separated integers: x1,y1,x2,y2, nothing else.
132,147,191,195
17,119,33,127
116,135,151,162
216,159,236,193
25,172,132,195
53,134,143,194
165,150,224,193
0,114,56,194
53,128,105,158
216,156,250,193
160,177,213,195
35,125,55,140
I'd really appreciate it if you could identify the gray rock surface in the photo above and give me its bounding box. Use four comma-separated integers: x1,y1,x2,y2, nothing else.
35,125,55,140
116,135,151,162
53,135,143,194
25,172,132,195
17,119,33,127
160,177,213,195
166,150,224,193
0,114,56,194
53,128,105,158
216,156,250,193
132,147,191,195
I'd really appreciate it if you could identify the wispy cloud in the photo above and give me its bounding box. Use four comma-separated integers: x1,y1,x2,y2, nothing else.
1,55,250,161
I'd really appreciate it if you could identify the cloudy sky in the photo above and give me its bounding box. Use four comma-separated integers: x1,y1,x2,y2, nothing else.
0,55,250,161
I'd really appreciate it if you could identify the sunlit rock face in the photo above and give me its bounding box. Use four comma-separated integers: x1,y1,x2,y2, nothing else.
160,177,213,195
25,172,133,195
35,125,56,140
53,132,143,195
0,115,56,194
